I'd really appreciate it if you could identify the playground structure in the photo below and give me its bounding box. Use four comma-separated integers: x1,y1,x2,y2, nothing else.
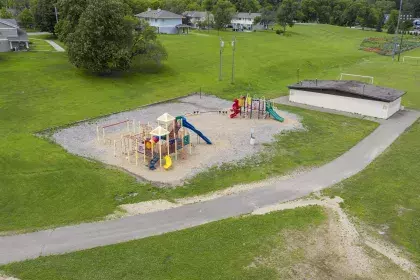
96,113,212,171
229,94,284,122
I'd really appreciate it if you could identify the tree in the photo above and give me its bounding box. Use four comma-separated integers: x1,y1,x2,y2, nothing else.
34,0,56,33
67,0,167,73
231,0,261,12
212,0,235,33
300,0,318,22
55,0,87,42
0,7,13,17
276,0,298,32
259,6,276,27
18,7,34,27
385,9,398,34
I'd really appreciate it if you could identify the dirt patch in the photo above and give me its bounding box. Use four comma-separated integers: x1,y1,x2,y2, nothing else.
52,94,302,185
250,197,419,279
0,273,20,280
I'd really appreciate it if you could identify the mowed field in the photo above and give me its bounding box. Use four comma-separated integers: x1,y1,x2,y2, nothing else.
0,24,417,233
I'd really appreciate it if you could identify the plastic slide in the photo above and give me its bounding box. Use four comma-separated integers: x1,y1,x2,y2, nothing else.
163,155,172,170
149,154,159,170
180,117,212,144
230,99,240,118
266,104,284,122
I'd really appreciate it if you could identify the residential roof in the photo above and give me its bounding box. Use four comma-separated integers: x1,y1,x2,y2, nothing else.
0,18,28,41
183,11,208,18
233,12,261,19
0,18,19,28
135,9,183,19
288,80,405,102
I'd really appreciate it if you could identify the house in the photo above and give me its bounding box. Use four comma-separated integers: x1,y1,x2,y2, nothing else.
231,12,262,31
135,8,188,34
288,80,405,119
182,11,213,28
0,18,29,52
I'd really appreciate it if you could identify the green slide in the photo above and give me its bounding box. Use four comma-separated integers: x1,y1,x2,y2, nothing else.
266,104,284,122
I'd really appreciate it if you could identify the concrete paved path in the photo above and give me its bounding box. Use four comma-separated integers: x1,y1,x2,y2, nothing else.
1,110,418,265
45,40,65,52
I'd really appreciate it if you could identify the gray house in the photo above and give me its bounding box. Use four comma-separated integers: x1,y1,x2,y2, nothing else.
135,9,185,34
0,18,29,52
182,11,213,28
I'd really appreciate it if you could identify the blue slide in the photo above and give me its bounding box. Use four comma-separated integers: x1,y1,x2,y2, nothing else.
180,117,212,145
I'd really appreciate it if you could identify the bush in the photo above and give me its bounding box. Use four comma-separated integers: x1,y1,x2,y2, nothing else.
275,29,284,35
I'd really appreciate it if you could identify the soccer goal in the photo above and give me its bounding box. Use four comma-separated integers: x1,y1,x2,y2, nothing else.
402,56,420,65
339,73,374,84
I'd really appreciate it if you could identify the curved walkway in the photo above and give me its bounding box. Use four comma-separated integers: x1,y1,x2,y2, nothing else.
0,109,418,265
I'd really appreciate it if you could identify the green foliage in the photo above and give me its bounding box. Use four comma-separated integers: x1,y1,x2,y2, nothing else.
231,0,261,12
276,0,298,32
0,7,13,18
34,0,56,33
386,9,398,34
54,0,87,43
212,0,235,31
67,0,133,73
17,7,33,28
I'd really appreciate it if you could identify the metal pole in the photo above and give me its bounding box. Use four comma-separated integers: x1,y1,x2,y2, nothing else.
392,0,403,61
297,68,300,82
54,6,59,24
231,36,236,84
397,31,404,61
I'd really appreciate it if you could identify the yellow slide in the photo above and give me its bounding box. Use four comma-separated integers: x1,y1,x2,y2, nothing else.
163,155,172,170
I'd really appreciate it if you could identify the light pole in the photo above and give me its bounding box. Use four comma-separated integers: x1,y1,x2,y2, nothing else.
231,36,236,84
392,0,403,61
219,38,224,81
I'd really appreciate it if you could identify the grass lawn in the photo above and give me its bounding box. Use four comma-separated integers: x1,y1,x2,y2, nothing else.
324,120,420,265
0,206,325,280
28,38,55,52
0,24,407,233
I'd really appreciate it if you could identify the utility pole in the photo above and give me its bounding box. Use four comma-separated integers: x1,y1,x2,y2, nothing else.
397,30,404,61
54,6,59,24
392,0,403,61
219,38,224,81
231,36,236,84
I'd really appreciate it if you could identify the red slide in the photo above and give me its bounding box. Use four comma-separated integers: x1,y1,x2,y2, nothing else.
230,99,240,118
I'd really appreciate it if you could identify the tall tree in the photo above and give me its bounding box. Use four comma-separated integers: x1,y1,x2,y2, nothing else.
212,0,235,32
231,0,261,12
385,9,398,34
18,7,34,27
55,0,87,42
67,0,167,73
300,0,318,22
276,0,298,32
34,0,56,33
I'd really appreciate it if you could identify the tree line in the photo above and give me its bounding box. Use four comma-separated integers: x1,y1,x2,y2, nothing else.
1,0,418,33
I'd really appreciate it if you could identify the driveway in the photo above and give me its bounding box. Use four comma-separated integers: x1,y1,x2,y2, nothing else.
0,108,418,265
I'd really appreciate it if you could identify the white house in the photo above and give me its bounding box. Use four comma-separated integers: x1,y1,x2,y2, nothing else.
135,8,187,34
288,80,405,119
231,12,262,31
182,11,213,28
0,18,28,52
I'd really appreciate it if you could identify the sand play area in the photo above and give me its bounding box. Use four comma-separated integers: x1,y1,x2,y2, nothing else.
52,94,302,185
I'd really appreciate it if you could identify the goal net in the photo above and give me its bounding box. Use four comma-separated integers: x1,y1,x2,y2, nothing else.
402,56,420,65
339,73,374,84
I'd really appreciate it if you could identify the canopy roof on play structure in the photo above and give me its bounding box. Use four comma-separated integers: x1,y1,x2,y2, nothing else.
150,126,170,137
157,113,175,123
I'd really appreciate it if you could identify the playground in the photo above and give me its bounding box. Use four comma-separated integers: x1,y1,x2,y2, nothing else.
52,95,302,184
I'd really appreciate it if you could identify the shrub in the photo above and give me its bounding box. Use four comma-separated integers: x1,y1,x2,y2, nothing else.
275,29,284,35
